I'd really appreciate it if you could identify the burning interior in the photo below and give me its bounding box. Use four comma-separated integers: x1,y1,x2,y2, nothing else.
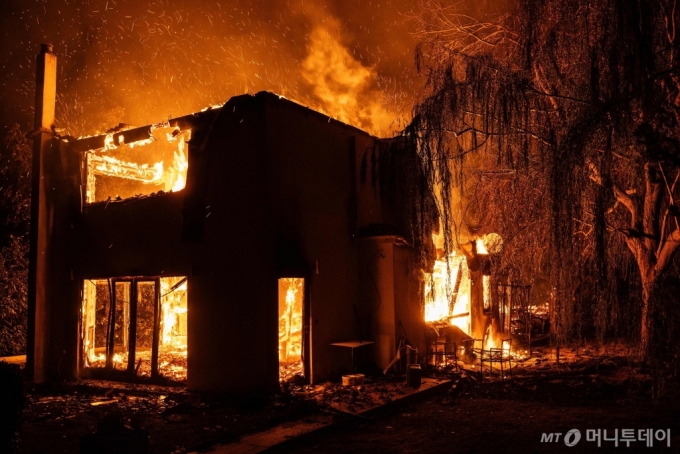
422,231,546,370
79,122,192,382
82,276,188,382
278,278,304,382
424,250,472,334
85,125,189,203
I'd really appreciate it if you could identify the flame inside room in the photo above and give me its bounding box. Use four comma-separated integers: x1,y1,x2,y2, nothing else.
85,124,190,203
278,278,304,382
82,276,188,382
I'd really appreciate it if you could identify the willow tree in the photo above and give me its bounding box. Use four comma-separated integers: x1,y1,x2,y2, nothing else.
408,0,680,374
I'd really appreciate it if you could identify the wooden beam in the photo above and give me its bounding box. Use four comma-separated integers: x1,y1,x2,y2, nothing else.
127,280,138,376
105,280,116,370
151,279,161,380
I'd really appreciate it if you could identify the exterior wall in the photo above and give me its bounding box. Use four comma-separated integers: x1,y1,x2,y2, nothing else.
29,138,81,382
358,237,426,372
185,95,278,394
77,192,189,278
393,244,426,363
261,94,377,382
358,236,397,370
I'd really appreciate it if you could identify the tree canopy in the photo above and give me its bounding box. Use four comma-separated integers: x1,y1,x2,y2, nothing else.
0,125,31,356
408,0,680,390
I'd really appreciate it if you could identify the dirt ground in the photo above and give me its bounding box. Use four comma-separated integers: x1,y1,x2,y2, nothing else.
271,374,680,453
14,347,680,453
18,383,317,454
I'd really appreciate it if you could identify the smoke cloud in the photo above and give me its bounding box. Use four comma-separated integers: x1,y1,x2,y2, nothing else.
0,0,421,137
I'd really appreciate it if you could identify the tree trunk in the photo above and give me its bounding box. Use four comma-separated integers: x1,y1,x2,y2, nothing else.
640,283,651,356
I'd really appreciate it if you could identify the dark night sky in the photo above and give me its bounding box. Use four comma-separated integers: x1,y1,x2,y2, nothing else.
0,0,423,137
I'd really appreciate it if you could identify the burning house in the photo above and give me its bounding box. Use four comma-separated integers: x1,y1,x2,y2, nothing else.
26,45,523,395
27,45,437,394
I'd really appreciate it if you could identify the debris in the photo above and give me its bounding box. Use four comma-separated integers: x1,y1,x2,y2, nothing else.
90,399,119,406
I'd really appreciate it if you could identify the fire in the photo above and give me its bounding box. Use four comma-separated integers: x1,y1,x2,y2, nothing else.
476,239,489,255
86,126,189,203
89,154,164,183
279,278,303,363
424,250,471,334
160,277,188,349
301,21,394,137
169,143,188,193
484,324,509,355
81,277,188,381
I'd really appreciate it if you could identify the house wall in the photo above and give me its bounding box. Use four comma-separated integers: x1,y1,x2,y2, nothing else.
29,139,81,382
393,244,426,363
184,94,278,394
358,237,425,372
77,192,189,278
357,236,397,370
261,93,382,382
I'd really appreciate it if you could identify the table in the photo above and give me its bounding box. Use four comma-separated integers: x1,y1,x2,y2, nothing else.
330,341,375,372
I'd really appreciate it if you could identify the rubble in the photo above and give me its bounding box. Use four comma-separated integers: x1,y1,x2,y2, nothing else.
279,360,304,384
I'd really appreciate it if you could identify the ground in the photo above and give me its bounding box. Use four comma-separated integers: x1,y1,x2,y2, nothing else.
13,347,680,453
273,374,680,453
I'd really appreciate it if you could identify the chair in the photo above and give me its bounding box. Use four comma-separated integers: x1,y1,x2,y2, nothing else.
473,338,513,379
429,340,460,371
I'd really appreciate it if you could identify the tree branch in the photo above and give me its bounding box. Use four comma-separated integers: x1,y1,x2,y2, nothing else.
587,158,642,232
653,228,680,279
657,166,680,256
613,185,638,222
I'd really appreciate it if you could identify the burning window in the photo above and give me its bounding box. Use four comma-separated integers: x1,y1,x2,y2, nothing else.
81,276,188,382
278,278,304,382
424,252,472,335
85,126,189,203
483,275,491,312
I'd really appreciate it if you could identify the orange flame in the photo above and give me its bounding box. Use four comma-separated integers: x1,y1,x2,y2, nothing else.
279,278,303,362
86,126,189,202
424,248,471,334
160,277,188,349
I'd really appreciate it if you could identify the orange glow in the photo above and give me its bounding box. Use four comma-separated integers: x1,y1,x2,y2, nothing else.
170,143,189,193
81,277,188,382
484,324,508,354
